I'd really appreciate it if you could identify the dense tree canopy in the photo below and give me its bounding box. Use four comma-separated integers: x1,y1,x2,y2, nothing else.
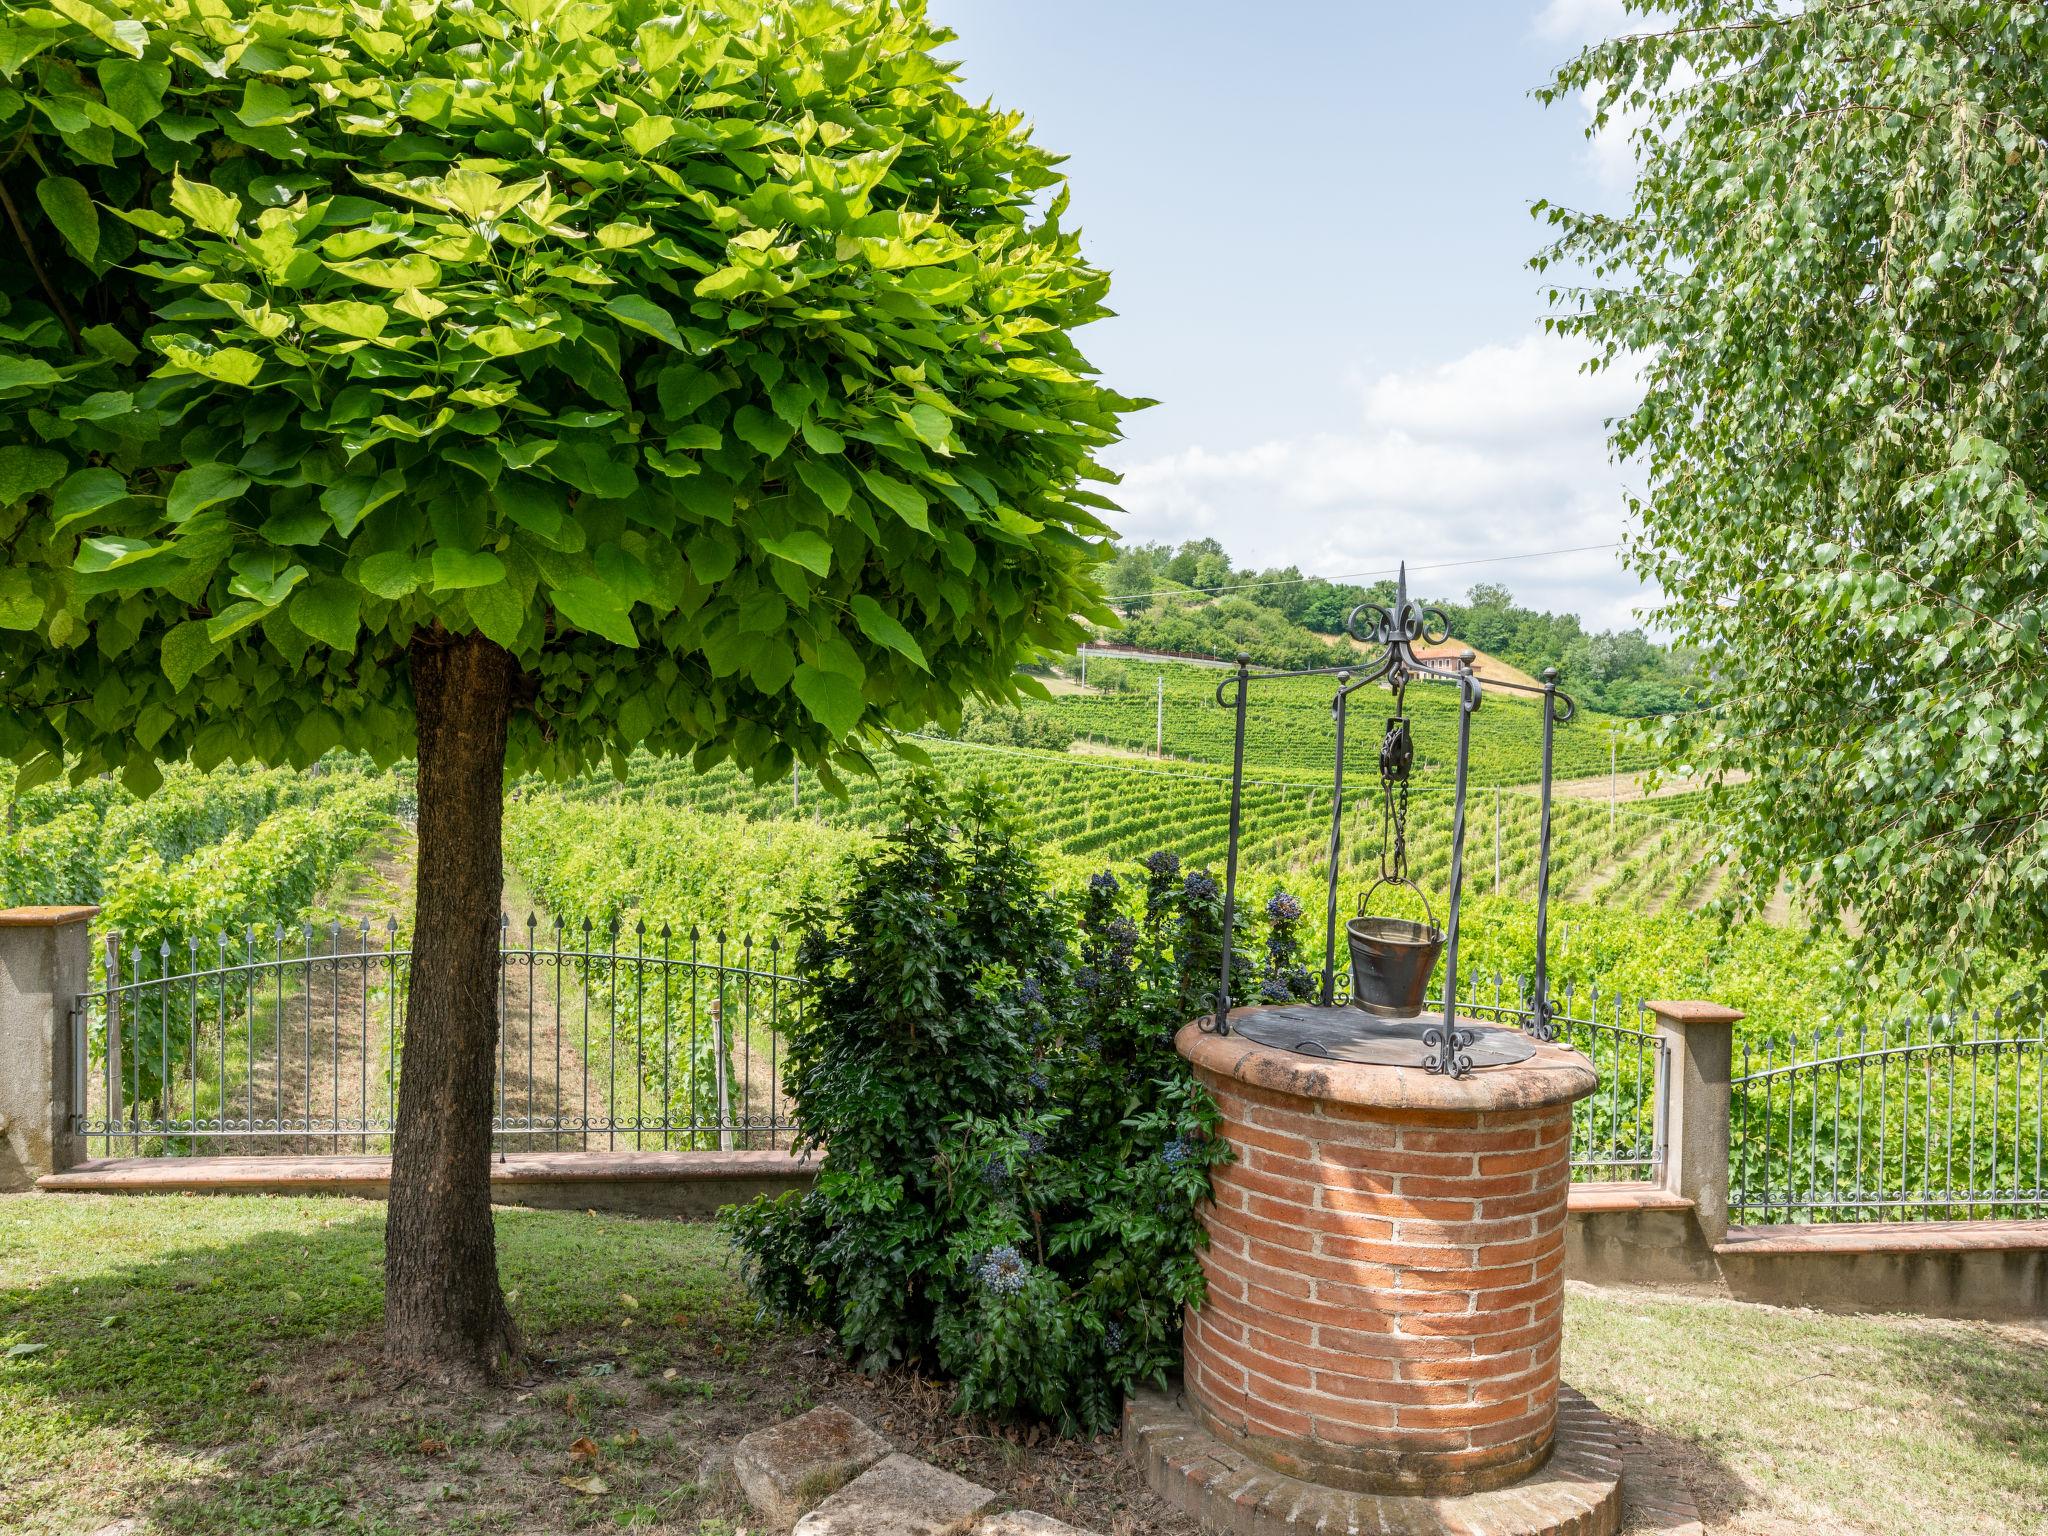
0,0,1133,796
0,0,1138,1370
1540,1,2048,990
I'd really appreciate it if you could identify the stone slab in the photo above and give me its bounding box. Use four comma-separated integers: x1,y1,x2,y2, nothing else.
1125,1384,1623,1536
732,1405,891,1528
793,1453,999,1536
975,1514,1099,1536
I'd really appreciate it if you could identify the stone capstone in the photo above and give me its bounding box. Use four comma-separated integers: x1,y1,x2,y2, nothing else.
731,1405,892,1528
792,1452,1000,1536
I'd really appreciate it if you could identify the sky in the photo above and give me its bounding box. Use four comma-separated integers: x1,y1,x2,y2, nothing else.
926,0,1652,630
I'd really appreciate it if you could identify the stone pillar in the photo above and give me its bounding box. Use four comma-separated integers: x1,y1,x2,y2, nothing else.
1646,1000,1743,1244
1176,1020,1597,1498
0,905,98,1190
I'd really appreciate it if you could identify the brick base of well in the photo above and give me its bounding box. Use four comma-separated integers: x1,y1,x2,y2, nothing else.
1125,1383,1622,1536
1176,1014,1599,1498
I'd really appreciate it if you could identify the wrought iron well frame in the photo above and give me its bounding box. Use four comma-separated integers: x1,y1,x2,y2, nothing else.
1204,564,1578,1075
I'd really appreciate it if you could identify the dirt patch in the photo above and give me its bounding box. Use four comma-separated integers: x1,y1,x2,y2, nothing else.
1551,768,1749,804
242,1320,1197,1536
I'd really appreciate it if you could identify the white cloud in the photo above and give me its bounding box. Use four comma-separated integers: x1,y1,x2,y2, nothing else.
1104,332,1656,632
1532,0,1633,43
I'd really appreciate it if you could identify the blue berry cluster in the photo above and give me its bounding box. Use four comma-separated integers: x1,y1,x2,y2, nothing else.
976,1244,1030,1295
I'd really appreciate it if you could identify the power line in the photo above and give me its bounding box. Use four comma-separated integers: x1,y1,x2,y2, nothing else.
1101,541,1623,604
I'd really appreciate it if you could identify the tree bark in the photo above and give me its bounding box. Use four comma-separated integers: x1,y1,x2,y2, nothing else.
384,629,522,1375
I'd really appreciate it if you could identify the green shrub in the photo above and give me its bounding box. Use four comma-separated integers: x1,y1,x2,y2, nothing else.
723,779,1282,1432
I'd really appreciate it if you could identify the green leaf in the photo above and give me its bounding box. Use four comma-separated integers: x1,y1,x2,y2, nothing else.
901,402,953,452
97,58,169,129
35,176,97,263
63,390,132,422
463,580,526,647
229,552,306,605
605,293,687,350
625,116,675,155
550,579,639,647
0,27,56,78
74,536,159,573
166,463,249,522
237,78,308,128
444,440,502,487
495,477,566,544
732,404,794,458
159,340,262,387
300,300,389,340
0,444,68,504
169,171,241,237
161,620,221,688
759,530,832,576
0,357,62,393
467,324,558,357
430,548,507,590
50,467,127,527
358,551,423,599
792,662,865,738
79,324,137,364
794,458,852,515
859,468,929,531
320,471,403,535
636,17,687,73
45,0,142,56
328,254,441,290
0,568,43,629
205,600,272,643
288,579,361,650
850,595,929,671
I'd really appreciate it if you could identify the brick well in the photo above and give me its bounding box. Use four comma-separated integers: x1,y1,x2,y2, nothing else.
1175,1014,1598,1500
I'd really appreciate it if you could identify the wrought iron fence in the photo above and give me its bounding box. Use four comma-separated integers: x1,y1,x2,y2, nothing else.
75,920,1665,1183
1731,1012,2046,1222
1440,972,1668,1183
71,917,798,1157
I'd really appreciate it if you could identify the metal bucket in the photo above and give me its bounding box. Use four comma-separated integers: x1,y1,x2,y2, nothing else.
1346,877,1443,1017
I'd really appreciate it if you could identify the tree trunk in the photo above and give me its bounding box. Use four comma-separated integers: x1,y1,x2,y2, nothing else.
384,629,522,1375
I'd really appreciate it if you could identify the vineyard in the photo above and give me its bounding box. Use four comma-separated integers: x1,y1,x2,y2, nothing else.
23,731,2035,1222
535,737,1731,925
0,660,1947,1165
1028,657,1662,784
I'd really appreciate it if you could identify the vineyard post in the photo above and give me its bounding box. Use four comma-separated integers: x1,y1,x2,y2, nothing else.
1494,788,1502,895
1609,733,1618,831
1156,672,1165,758
1647,1000,1744,1244
0,905,96,1190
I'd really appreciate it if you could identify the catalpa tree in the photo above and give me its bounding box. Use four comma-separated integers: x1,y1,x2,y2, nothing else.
0,0,1136,1371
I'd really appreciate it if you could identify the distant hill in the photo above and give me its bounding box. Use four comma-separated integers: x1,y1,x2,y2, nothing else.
1093,538,1696,717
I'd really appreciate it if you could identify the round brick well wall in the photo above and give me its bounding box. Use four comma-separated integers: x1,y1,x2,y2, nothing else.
1177,1017,1598,1498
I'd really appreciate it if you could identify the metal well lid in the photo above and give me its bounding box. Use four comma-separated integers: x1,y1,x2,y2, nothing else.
1230,1004,1537,1070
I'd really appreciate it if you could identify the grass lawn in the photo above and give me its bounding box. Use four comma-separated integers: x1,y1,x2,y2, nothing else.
1,1195,2042,1536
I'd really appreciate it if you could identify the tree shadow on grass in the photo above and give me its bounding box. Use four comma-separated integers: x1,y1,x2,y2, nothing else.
0,1205,772,1536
